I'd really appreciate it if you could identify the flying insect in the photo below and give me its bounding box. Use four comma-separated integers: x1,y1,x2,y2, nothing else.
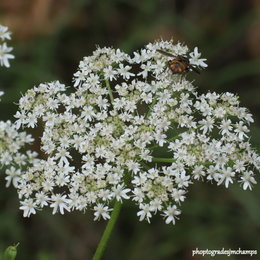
157,49,200,74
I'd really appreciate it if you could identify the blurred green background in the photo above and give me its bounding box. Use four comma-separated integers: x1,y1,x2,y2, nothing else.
0,0,260,259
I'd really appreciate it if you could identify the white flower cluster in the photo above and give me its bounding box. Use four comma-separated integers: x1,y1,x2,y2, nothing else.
0,120,37,188
6,40,259,224
0,25,14,68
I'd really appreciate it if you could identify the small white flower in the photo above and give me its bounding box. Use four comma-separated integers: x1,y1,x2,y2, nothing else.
219,119,232,135
137,204,154,223
0,42,14,68
73,70,86,87
104,65,117,81
50,194,71,214
132,49,150,63
35,192,49,207
117,64,134,79
217,167,236,188
162,205,181,225
24,112,38,128
234,121,249,140
175,171,191,188
189,47,207,68
111,184,131,202
5,166,21,187
192,165,205,180
171,188,186,204
0,25,11,40
199,116,214,134
94,204,111,220
239,171,257,190
20,199,37,217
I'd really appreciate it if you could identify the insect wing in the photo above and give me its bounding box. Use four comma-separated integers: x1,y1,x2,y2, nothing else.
157,49,176,57
190,65,200,74
177,55,189,63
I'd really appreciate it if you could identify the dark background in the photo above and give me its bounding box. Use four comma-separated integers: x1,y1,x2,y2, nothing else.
0,0,259,259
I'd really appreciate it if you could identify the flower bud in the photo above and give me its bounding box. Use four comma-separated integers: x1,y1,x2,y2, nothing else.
3,243,19,260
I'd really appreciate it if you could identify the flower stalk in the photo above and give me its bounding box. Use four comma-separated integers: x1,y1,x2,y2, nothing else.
152,157,176,163
93,201,122,260
105,79,114,103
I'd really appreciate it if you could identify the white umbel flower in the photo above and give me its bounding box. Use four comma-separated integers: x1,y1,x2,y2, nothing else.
0,25,14,68
2,40,258,225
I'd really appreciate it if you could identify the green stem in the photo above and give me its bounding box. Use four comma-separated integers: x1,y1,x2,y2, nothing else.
152,157,176,163
145,96,157,119
148,132,184,150
140,161,150,170
92,201,122,260
152,157,214,167
105,79,114,104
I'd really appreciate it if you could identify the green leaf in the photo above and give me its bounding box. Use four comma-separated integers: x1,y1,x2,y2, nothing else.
3,243,19,260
